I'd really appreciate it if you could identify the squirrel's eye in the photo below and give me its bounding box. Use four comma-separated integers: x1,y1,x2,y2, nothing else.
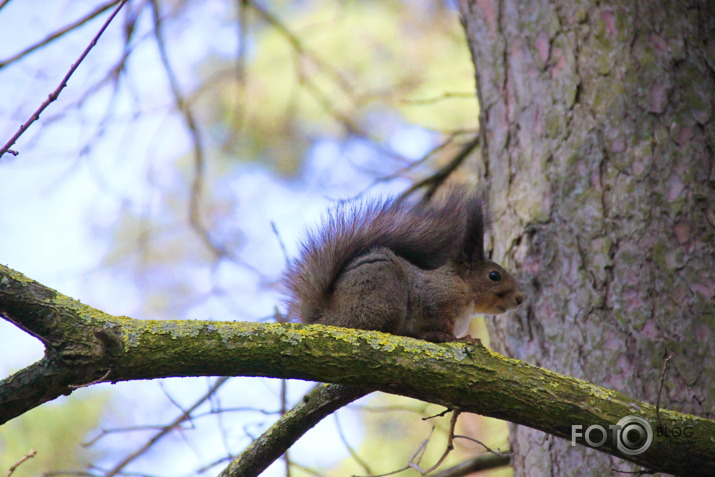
488,271,501,282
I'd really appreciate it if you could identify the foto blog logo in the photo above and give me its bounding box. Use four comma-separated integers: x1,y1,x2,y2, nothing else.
571,415,654,456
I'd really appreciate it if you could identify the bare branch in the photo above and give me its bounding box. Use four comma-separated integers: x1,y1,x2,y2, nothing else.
430,453,511,477
219,384,369,477
655,351,674,428
246,0,410,164
219,0,250,152
0,0,128,159
335,410,373,475
0,0,120,69
148,0,219,259
6,449,37,477
399,92,476,105
417,410,460,474
452,435,511,456
103,377,229,476
399,135,480,201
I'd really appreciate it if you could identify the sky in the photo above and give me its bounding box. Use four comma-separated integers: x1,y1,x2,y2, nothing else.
0,1,435,475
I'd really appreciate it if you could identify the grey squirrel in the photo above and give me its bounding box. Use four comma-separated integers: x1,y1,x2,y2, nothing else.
284,188,525,342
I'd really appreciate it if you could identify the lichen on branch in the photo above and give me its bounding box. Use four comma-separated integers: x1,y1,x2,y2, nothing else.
0,264,713,475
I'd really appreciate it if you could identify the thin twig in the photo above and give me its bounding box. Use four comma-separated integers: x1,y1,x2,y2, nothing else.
453,435,512,457
44,472,99,477
6,449,37,477
84,423,191,447
271,221,290,266
219,0,250,153
149,0,221,258
399,134,480,202
0,0,128,159
423,408,451,420
68,368,112,389
280,379,292,477
362,464,411,477
399,91,475,105
246,0,409,164
0,0,120,69
209,377,235,465
407,426,434,473
193,455,233,474
335,411,372,474
430,452,511,477
368,132,461,186
103,377,229,476
219,385,369,477
246,0,354,95
159,379,190,413
418,410,461,474
655,351,674,428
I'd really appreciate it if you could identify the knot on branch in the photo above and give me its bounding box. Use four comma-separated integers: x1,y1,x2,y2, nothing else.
1,265,123,382
53,325,122,366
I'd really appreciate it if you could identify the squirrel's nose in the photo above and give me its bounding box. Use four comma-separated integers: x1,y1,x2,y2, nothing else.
515,292,525,306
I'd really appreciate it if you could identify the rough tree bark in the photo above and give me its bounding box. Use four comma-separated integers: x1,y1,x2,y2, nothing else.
458,0,714,474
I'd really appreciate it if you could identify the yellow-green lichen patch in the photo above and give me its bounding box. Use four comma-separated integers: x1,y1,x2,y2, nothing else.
0,264,42,287
588,386,614,400
49,292,116,325
157,320,204,338
484,347,524,365
365,335,400,352
277,325,312,346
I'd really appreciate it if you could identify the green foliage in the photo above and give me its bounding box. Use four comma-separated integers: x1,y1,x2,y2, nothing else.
0,392,109,476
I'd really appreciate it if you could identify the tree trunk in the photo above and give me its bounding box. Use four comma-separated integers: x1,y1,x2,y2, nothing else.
457,0,715,474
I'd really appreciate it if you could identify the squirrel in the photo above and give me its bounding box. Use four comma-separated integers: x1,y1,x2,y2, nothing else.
284,188,525,342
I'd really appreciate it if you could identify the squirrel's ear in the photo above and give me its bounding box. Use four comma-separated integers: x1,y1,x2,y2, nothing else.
462,194,489,262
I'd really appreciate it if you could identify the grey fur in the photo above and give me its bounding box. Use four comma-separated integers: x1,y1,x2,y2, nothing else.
284,188,524,342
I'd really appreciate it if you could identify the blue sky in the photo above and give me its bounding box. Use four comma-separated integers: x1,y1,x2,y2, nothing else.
0,2,435,474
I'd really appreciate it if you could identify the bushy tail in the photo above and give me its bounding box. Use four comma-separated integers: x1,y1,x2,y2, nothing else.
283,188,488,322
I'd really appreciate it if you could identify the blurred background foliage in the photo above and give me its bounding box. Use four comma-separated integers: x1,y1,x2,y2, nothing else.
0,392,110,475
0,0,507,475
199,0,479,174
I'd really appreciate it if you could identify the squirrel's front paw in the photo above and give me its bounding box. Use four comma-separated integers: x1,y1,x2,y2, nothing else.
416,331,479,343
455,334,482,345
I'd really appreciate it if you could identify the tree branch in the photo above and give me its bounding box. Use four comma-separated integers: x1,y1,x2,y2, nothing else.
0,264,713,476
105,377,230,477
431,452,511,477
0,0,128,159
399,134,480,201
0,0,121,70
219,384,369,477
